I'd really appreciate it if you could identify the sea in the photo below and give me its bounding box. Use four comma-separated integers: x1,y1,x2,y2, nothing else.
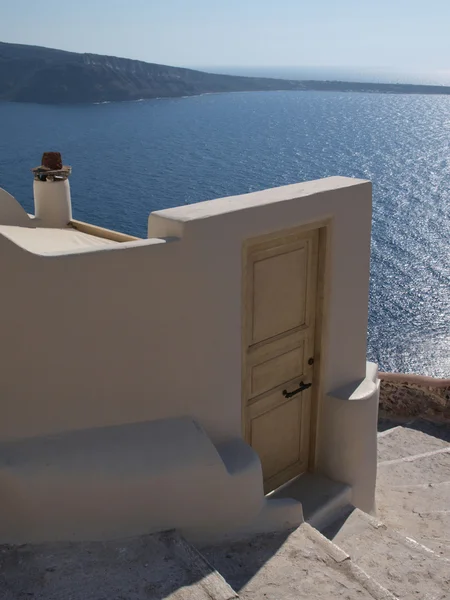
0,89,449,377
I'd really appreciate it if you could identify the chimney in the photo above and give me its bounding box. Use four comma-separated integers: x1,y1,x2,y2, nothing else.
32,152,72,227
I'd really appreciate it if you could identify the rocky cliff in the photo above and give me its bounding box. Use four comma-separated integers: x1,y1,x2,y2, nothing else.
2,41,450,104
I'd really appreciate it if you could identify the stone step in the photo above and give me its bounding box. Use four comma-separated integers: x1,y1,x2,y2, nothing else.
324,508,450,600
377,446,450,487
269,472,352,530
377,423,449,463
201,522,398,599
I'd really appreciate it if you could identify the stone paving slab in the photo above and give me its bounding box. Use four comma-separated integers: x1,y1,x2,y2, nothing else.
377,481,450,559
0,531,237,600
377,421,450,561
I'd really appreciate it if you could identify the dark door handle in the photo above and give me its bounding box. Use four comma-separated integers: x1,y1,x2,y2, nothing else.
282,381,311,399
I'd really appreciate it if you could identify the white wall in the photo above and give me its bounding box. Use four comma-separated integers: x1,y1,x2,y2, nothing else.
0,177,374,461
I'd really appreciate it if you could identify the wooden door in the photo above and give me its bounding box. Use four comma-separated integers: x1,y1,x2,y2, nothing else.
243,227,319,493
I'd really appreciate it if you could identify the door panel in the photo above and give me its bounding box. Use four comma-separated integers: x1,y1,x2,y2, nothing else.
250,397,301,481
247,384,311,491
243,227,319,493
251,246,308,343
250,345,304,398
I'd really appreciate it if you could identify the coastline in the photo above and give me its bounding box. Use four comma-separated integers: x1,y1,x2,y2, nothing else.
7,82,450,106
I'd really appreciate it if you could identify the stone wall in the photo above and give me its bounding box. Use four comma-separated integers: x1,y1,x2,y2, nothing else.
379,373,450,421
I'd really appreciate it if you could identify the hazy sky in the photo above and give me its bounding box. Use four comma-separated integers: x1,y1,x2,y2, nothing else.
1,0,450,70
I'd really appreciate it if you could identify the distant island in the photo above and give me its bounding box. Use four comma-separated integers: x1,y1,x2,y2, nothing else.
1,41,450,104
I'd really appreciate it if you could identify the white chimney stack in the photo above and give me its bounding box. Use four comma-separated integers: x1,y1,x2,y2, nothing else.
32,152,72,228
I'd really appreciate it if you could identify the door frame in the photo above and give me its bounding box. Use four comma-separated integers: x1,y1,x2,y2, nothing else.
241,218,331,475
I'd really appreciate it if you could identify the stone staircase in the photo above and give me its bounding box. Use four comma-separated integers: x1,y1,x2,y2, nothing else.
202,521,397,600
1,419,449,599
201,419,450,600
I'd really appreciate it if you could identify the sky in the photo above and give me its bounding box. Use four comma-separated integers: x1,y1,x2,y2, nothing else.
1,0,450,71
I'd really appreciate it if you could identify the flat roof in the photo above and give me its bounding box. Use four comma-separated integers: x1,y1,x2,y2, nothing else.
0,224,119,254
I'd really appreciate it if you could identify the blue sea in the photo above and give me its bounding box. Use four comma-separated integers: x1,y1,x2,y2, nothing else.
0,91,449,377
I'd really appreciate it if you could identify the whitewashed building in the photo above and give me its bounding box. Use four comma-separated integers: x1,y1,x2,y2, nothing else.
0,155,379,544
